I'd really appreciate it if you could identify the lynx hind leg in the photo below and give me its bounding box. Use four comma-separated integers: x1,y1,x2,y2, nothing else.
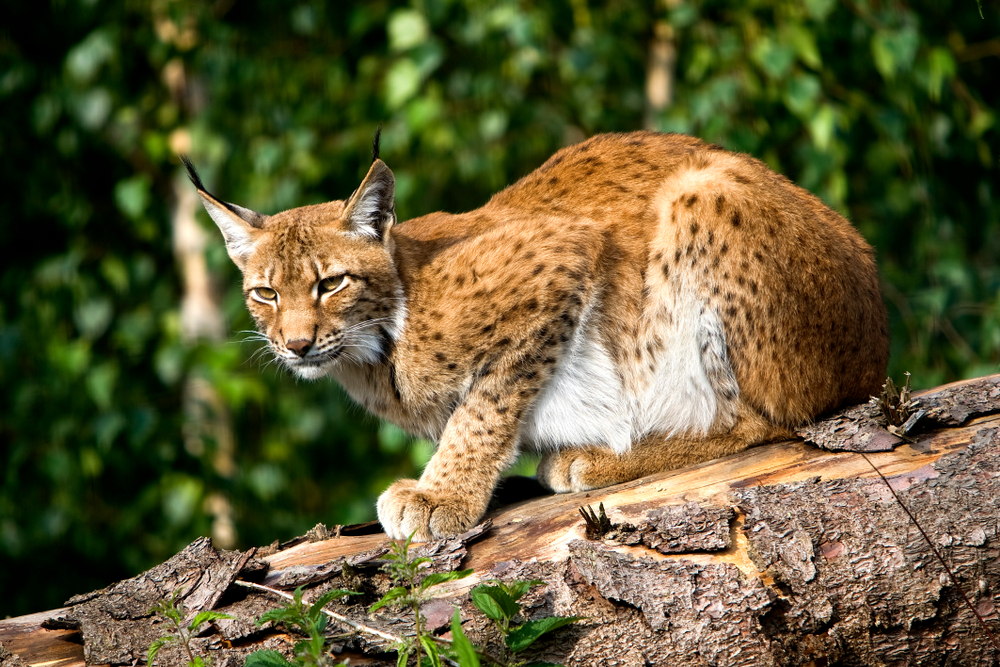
537,403,791,493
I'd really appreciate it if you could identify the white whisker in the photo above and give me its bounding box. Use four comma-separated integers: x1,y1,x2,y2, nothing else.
343,317,393,333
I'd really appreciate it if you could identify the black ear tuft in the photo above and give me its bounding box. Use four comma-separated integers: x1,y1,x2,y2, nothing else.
180,155,206,191
372,125,382,163
181,156,267,230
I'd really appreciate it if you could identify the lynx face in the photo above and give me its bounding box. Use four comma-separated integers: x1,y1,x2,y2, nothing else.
243,222,404,379
183,158,405,380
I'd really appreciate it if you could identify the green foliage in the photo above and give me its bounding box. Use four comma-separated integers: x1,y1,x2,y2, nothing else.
147,591,233,666
470,579,578,665
248,585,358,667
244,650,298,667
370,531,475,666
471,586,520,624
238,545,572,666
2,0,998,619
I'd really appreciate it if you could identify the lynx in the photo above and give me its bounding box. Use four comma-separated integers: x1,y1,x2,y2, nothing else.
184,131,888,542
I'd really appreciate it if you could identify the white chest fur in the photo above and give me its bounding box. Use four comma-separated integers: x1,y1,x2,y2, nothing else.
521,299,633,453
520,284,736,453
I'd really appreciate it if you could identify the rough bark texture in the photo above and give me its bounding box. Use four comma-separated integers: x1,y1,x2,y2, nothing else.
2,376,1000,667
734,428,1000,667
796,375,1000,452
56,537,254,665
0,645,30,667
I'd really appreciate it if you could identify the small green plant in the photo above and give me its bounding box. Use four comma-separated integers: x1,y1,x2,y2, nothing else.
369,530,475,666
245,586,360,667
470,580,580,667
147,591,234,667
240,532,580,667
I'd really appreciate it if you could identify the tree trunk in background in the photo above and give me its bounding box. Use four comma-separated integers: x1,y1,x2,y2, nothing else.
165,51,238,551
2,376,999,666
172,161,237,550
644,1,681,129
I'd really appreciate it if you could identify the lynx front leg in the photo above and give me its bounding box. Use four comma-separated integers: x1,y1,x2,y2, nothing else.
377,251,594,540
377,395,519,541
537,403,792,493
377,355,555,541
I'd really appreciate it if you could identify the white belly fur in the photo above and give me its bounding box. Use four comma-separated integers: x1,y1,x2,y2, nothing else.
521,298,633,453
521,285,732,454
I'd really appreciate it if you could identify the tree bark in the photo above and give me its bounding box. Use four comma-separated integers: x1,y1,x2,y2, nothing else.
3,376,1000,667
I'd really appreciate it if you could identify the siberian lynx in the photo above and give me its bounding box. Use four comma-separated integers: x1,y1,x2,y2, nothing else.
185,131,888,541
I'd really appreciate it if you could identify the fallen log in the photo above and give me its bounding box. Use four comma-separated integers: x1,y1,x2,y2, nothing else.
2,375,1000,666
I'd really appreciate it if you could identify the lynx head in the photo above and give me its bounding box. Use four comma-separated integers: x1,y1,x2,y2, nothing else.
183,155,405,379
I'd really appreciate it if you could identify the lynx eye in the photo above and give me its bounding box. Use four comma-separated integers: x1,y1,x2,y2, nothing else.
319,275,350,295
253,287,277,301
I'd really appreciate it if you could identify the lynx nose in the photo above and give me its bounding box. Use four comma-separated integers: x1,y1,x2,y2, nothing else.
286,339,313,357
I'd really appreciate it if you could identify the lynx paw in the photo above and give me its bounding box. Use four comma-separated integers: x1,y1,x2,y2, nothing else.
536,448,621,493
376,479,482,541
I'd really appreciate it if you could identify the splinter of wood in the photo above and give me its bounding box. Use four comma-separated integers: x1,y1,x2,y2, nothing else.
579,502,612,539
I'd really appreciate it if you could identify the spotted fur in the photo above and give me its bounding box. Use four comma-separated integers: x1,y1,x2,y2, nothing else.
188,131,888,541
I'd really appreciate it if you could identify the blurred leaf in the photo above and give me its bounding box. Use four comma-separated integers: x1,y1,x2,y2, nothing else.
385,58,423,110
85,362,118,410
388,9,430,51
803,0,836,21
410,439,435,468
479,110,509,142
783,24,822,69
162,476,203,526
290,5,317,36
65,29,116,83
100,256,130,293
871,25,919,80
925,47,956,102
114,175,151,220
75,297,114,339
784,73,821,117
247,464,287,501
808,105,836,151
752,37,796,80
73,88,113,130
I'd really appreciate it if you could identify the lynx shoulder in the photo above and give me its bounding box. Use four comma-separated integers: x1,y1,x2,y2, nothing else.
186,131,888,541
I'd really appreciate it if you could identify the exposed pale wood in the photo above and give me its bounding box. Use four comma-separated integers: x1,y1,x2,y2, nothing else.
0,609,78,667
264,534,389,570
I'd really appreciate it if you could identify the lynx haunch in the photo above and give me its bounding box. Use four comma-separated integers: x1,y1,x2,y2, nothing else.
185,131,888,542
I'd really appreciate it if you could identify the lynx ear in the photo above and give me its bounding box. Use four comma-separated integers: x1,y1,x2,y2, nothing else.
181,157,266,270
343,159,395,241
